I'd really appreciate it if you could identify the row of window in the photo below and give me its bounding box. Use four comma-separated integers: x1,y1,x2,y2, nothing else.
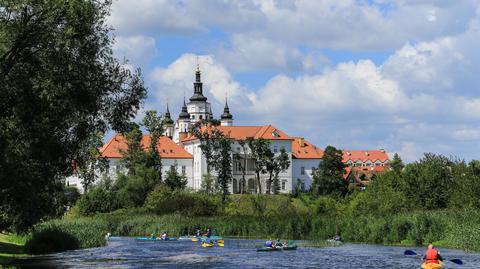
300,166,316,175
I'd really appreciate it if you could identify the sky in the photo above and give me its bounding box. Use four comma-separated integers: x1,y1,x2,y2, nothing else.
108,0,480,163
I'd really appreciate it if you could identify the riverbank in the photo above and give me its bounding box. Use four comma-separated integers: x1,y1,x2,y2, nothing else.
0,233,28,265
19,208,480,255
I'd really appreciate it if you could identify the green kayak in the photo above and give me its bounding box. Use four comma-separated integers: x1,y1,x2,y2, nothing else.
257,247,280,252
256,245,298,252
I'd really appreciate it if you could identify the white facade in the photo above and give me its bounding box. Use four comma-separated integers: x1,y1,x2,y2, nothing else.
292,159,320,191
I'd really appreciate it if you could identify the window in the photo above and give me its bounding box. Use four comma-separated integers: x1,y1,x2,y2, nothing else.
375,161,381,166
301,182,305,191
199,115,203,120
301,166,305,175
237,147,241,152
281,181,286,190
191,115,195,119
273,146,278,153
182,165,186,175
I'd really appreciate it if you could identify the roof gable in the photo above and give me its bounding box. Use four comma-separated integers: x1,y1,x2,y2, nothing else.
292,137,324,159
100,134,193,159
342,150,389,163
182,125,293,142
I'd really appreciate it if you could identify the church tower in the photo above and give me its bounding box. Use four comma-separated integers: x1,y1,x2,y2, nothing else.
177,97,191,142
187,64,212,123
164,103,174,138
220,98,233,126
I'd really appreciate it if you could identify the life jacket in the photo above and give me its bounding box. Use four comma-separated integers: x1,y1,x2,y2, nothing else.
265,241,273,247
425,248,439,264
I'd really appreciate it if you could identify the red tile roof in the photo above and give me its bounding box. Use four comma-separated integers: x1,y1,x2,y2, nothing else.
342,150,389,163
182,125,293,142
100,134,193,159
292,137,324,159
343,165,387,179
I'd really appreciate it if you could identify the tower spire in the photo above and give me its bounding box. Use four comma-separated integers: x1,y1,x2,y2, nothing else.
190,58,207,102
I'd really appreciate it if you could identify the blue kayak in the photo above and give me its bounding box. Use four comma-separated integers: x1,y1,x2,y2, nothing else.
135,237,178,241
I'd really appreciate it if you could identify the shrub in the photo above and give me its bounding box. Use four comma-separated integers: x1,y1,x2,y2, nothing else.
25,228,79,254
144,185,220,216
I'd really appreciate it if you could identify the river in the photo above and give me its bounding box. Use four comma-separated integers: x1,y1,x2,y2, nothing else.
9,238,480,268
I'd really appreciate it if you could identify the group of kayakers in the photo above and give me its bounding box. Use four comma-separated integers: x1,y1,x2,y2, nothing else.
264,238,287,248
194,227,213,238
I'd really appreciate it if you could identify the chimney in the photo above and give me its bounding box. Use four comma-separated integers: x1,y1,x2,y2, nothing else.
298,137,305,147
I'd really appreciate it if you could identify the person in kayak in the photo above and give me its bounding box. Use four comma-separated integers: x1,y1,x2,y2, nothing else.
195,229,201,237
423,244,443,264
273,238,283,248
161,231,167,240
265,239,273,248
206,228,212,238
333,235,342,242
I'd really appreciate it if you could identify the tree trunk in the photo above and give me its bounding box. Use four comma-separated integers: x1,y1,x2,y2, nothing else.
256,171,262,194
266,173,273,194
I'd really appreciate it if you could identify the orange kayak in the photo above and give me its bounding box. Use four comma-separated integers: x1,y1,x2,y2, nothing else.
421,261,444,269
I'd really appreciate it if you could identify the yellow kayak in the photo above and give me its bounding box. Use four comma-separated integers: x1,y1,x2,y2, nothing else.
191,238,199,242
202,242,214,248
217,239,224,247
421,261,444,269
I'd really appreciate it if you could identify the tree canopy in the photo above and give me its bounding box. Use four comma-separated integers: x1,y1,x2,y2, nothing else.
312,145,347,196
0,0,146,232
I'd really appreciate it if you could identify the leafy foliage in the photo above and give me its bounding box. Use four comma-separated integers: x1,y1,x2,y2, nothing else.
0,0,146,232
247,138,271,193
164,162,187,191
312,145,347,196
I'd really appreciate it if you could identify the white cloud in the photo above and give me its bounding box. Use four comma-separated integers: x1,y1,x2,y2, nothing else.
111,0,480,162
113,35,156,68
149,54,252,117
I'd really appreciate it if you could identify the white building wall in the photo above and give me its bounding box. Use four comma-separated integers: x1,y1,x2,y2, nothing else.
292,158,321,191
269,140,293,193
66,157,194,193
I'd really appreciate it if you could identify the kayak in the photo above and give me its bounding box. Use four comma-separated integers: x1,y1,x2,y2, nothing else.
257,247,280,252
282,245,297,250
202,242,214,248
179,236,199,240
191,238,199,242
217,239,224,247
106,236,121,240
257,245,298,252
135,237,178,241
421,262,444,269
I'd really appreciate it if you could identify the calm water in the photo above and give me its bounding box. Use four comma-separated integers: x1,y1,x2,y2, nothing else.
9,238,480,268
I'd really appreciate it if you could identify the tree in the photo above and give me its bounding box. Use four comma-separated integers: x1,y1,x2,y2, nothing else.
75,132,109,192
272,148,290,194
191,123,223,175
164,162,187,191
400,153,453,209
234,139,248,194
0,0,146,232
142,110,164,181
247,138,271,194
212,137,233,202
390,153,405,173
312,145,347,196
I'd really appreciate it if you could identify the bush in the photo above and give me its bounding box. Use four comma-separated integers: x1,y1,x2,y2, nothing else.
25,228,79,254
77,185,119,216
144,185,220,216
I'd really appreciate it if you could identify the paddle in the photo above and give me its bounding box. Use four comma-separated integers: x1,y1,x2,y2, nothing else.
403,250,463,265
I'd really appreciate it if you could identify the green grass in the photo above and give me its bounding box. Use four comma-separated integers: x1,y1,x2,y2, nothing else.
0,233,29,265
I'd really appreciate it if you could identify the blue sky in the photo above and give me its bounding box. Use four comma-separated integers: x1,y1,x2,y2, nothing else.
109,0,480,162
